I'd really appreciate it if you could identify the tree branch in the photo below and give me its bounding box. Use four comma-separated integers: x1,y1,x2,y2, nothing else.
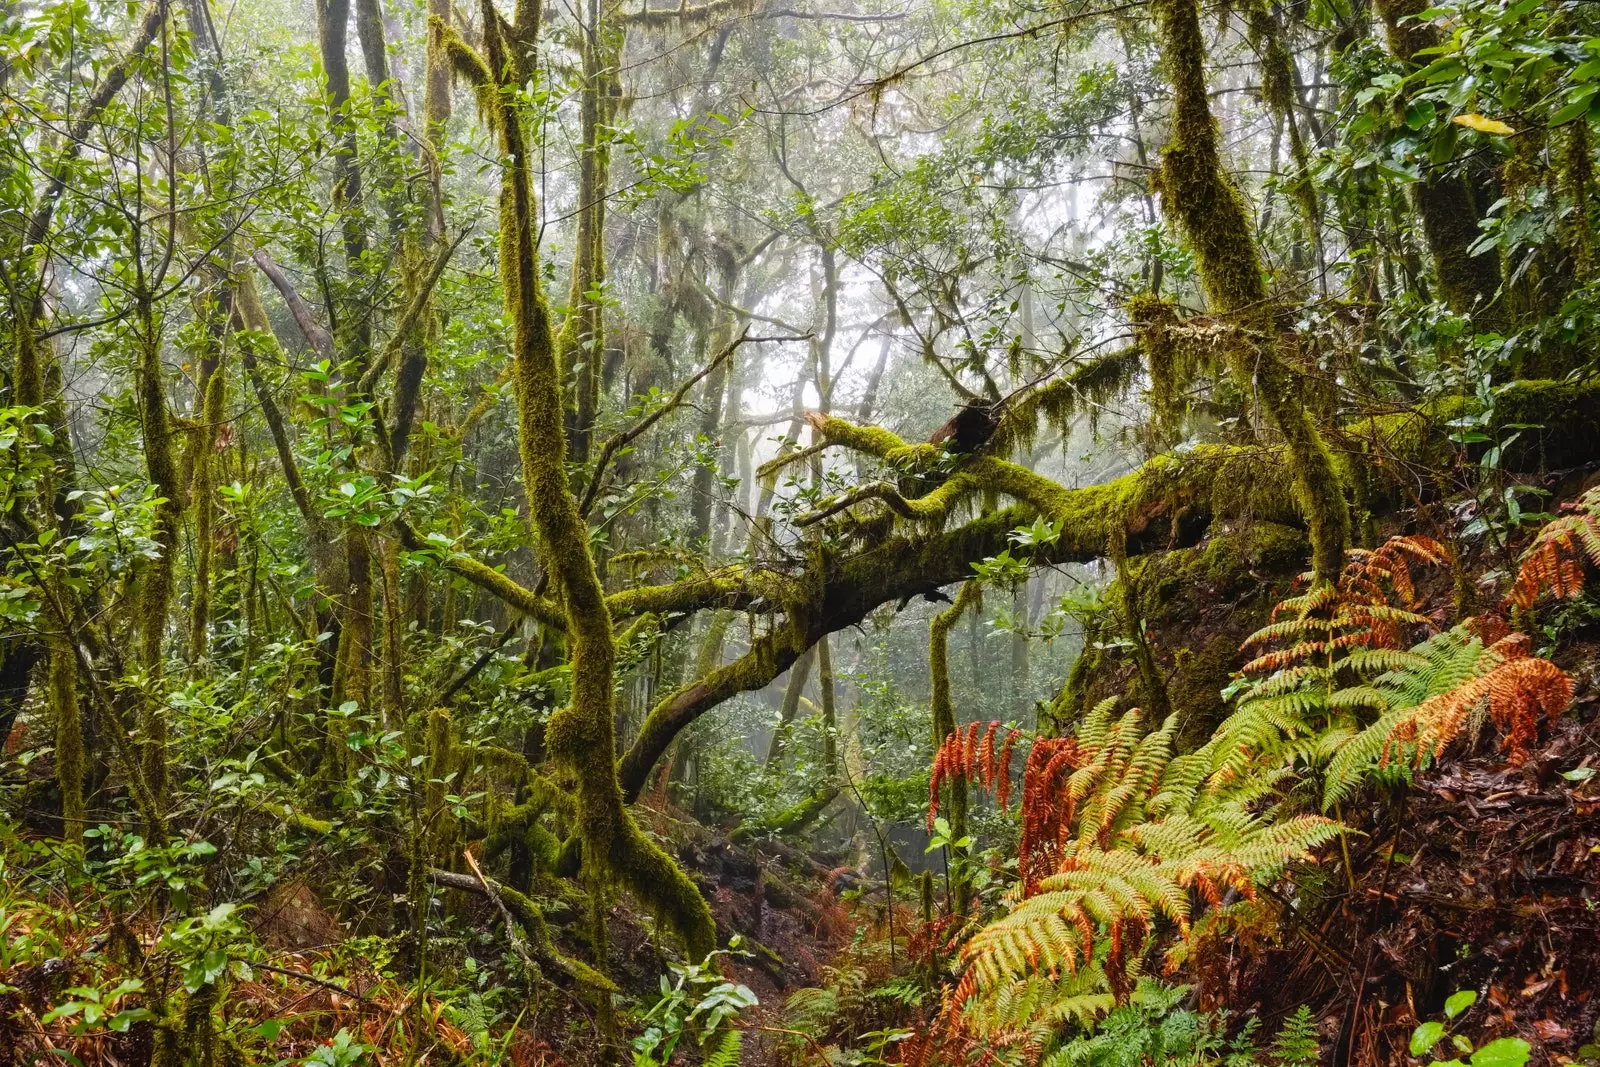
251,250,336,365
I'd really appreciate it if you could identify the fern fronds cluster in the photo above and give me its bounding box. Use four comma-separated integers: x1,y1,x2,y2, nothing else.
944,705,1339,1038
1239,534,1445,676
1307,620,1572,804
926,529,1578,1048
1202,536,1448,786
1509,485,1600,609
1380,629,1572,767
1219,533,1572,807
1270,1005,1321,1067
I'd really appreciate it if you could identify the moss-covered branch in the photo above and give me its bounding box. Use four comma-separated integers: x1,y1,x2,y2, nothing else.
615,380,1598,795
427,868,617,992
730,782,841,844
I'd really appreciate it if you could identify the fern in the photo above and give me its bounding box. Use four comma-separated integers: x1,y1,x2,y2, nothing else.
1269,1006,1320,1067
1208,536,1448,784
1207,536,1568,807
1042,980,1210,1067
1323,622,1572,806
929,719,1025,826
700,1028,742,1067
1509,485,1600,609
943,707,1339,1039
928,535,1574,1048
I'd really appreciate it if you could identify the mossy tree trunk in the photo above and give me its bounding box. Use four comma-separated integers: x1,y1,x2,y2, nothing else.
559,0,620,469
930,581,979,915
435,1,715,958
1149,0,1349,583
135,291,181,819
765,645,816,769
1372,0,1504,326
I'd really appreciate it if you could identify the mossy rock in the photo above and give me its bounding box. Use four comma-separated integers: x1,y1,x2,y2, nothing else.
1171,633,1244,746
1493,378,1600,471
1133,522,1308,618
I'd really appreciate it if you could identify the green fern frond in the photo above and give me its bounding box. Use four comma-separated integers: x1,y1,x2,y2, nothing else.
1343,648,1431,674
700,1029,742,1067
1271,1005,1321,1067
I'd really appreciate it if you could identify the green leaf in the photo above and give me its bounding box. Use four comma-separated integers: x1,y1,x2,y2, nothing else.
1560,767,1596,781
1550,95,1594,126
1444,990,1477,1019
1406,100,1437,130
1412,1022,1446,1056
1471,1038,1531,1067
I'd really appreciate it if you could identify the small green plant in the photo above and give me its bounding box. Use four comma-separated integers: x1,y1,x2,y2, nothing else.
632,943,758,1067
298,1027,372,1066
40,978,152,1036
1270,1006,1321,1067
1409,991,1530,1067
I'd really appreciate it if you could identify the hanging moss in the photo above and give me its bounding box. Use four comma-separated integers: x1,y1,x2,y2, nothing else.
1125,293,1186,438
986,347,1142,455
1244,0,1321,251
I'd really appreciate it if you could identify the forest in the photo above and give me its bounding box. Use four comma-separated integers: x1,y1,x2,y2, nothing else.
1,0,1599,1061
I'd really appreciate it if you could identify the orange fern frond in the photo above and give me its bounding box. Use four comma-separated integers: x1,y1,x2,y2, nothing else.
929,720,1032,829
1384,651,1572,767
1509,489,1600,609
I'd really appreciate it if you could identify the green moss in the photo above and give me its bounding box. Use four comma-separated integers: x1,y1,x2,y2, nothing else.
1373,0,1505,325
988,347,1142,454
187,309,228,668
1109,540,1171,720
1126,294,1186,437
1491,379,1600,470
730,782,841,843
135,304,180,820
812,416,941,468
286,811,334,835
1245,0,1321,248
1170,634,1242,745
765,646,817,768
442,553,565,631
1561,123,1594,278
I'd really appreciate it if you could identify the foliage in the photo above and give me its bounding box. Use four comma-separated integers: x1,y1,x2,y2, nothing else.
0,0,1598,1059
924,701,1340,1043
1510,486,1600,609
631,945,758,1067
1202,536,1571,807
1410,990,1531,1067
